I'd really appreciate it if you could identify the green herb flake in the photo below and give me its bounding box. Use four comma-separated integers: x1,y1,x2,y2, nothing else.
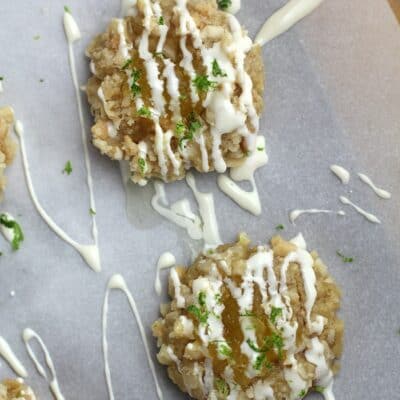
0,77,3,81
212,59,227,78
130,69,142,97
265,361,273,370
187,304,209,324
138,158,146,174
275,224,285,231
62,160,73,175
198,291,206,307
154,52,164,58
188,113,202,135
187,291,211,324
314,386,325,393
247,332,285,364
158,16,165,25
336,250,354,263
297,389,306,398
178,113,202,149
33,35,41,40
217,0,232,11
175,120,186,137
268,333,284,360
218,342,232,358
122,59,133,70
240,310,257,318
138,106,152,118
257,146,264,151
270,307,283,324
39,79,44,83
89,208,96,216
214,293,222,304
254,353,266,370
247,339,263,353
215,378,230,397
64,5,71,13
192,74,217,93
131,69,141,81
0,214,24,251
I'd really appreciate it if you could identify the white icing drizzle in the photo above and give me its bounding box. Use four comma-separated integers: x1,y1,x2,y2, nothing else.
164,130,182,175
151,175,221,248
102,274,163,400
290,232,307,249
63,10,101,268
107,122,118,139
90,60,96,75
225,0,241,14
138,4,166,114
196,132,209,172
290,209,345,224
193,270,228,352
153,123,169,177
117,19,132,59
97,87,109,114
63,11,81,43
0,336,28,377
358,173,391,199
176,0,199,104
255,0,324,46
152,181,203,239
14,120,101,272
217,136,268,215
226,248,275,378
170,267,186,308
227,15,259,150
280,249,324,334
305,337,335,400
165,346,182,372
330,164,350,184
154,6,168,53
339,196,381,224
224,366,239,400
162,59,181,120
23,328,65,400
284,362,308,400
155,252,176,295
186,173,221,248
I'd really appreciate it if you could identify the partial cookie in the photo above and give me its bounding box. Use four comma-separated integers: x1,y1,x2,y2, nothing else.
152,234,343,400
0,380,36,400
0,106,16,198
86,0,264,185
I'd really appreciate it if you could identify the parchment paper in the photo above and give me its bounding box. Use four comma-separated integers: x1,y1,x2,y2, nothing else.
0,0,399,398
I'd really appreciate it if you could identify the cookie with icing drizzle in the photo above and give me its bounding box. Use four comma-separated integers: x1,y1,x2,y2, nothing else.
86,0,264,185
152,234,343,400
